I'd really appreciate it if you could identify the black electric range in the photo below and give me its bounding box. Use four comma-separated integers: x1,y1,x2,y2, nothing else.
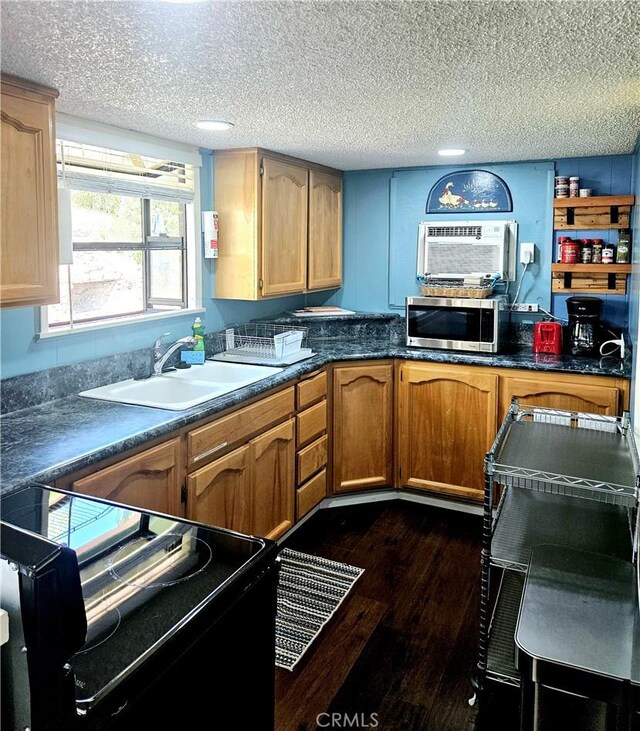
1,484,278,730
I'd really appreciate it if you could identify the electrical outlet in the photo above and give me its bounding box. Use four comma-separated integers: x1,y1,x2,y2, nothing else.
520,242,535,264
511,303,539,313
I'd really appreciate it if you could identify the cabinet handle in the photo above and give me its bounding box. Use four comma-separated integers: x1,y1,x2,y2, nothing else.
194,442,228,462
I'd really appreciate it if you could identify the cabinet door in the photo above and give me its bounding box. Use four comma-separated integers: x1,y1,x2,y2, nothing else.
333,364,394,493
261,157,308,296
308,170,342,290
1,78,59,308
186,445,251,534
499,375,621,420
72,439,184,516
398,362,498,500
250,418,295,540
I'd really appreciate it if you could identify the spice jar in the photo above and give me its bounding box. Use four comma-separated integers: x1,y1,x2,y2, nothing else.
602,243,615,264
561,240,580,263
569,176,580,198
557,236,572,262
617,229,631,263
591,239,603,263
580,239,592,263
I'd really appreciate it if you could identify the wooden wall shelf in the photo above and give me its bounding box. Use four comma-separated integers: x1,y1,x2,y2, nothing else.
551,263,631,295
552,195,634,208
553,195,634,230
551,264,632,274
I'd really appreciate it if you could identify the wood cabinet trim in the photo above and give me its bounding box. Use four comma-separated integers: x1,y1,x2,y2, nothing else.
1,74,59,99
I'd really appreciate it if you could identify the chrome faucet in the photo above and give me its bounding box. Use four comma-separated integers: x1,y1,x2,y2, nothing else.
152,333,198,375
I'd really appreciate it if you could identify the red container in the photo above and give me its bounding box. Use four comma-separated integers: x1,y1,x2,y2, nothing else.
561,241,580,263
533,321,562,355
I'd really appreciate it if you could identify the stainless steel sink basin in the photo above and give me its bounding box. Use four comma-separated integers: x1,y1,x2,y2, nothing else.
79,361,283,410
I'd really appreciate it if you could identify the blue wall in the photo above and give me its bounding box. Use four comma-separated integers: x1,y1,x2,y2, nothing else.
330,154,634,330
0,151,330,378
1,150,635,379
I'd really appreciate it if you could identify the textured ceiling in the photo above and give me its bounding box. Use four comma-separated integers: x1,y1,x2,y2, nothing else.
2,0,639,170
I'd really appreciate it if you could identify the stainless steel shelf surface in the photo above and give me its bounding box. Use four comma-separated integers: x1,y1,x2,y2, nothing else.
486,571,524,687
516,545,636,681
491,411,638,507
491,487,633,571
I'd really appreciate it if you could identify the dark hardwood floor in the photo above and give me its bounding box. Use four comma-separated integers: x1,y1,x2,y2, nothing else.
276,500,519,731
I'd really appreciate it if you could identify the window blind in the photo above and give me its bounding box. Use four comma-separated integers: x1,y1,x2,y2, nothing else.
57,139,196,203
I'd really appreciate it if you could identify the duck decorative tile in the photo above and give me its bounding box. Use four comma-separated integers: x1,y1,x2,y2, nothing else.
426,170,513,213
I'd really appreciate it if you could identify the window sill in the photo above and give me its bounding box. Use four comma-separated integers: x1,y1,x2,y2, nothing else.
38,307,206,340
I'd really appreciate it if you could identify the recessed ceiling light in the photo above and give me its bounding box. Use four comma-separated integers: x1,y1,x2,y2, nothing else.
438,148,466,156
195,120,234,132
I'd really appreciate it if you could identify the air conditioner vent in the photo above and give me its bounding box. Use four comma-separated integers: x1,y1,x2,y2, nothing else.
427,225,483,238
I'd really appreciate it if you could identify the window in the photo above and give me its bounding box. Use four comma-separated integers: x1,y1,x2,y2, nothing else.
43,132,200,334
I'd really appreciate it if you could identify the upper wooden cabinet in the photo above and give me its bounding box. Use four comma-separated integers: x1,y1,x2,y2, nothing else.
332,362,394,493
308,169,342,290
213,148,342,300
1,74,59,308
397,362,498,501
261,156,308,296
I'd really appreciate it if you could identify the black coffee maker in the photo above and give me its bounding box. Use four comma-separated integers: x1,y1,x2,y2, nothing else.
566,296,605,356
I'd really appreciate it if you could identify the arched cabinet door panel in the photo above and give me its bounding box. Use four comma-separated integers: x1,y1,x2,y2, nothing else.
186,445,252,535
499,376,622,421
398,362,498,501
1,75,59,308
333,363,394,493
72,439,184,517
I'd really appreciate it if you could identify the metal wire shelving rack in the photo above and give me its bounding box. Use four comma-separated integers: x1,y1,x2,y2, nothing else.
474,401,640,697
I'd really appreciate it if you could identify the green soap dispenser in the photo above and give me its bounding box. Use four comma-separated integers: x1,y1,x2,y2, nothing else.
192,317,205,351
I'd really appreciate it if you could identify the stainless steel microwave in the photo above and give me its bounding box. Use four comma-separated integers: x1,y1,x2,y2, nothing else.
406,295,508,353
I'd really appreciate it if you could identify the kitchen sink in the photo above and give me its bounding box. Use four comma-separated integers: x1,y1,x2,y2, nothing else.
79,361,283,410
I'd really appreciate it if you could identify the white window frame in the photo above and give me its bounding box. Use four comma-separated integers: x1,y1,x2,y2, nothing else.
38,115,203,338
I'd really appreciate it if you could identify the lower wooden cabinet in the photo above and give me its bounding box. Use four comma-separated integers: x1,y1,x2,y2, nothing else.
250,418,295,540
186,444,252,534
397,362,498,501
59,360,631,538
332,362,394,493
499,372,628,419
69,438,184,516
186,418,295,540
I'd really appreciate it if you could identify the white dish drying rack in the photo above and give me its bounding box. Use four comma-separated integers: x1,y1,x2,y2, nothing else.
211,324,315,365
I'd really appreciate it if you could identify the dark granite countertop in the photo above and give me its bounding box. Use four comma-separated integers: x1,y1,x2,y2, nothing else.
1,337,630,495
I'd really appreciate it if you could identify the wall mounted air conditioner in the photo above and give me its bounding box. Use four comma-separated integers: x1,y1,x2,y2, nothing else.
417,220,518,281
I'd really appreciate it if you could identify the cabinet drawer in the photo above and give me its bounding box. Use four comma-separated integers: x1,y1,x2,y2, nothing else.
296,399,327,448
187,387,295,465
297,434,328,485
297,371,327,410
297,468,327,519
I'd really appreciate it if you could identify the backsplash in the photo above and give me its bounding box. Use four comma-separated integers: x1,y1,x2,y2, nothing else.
0,314,606,415
1,315,402,414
